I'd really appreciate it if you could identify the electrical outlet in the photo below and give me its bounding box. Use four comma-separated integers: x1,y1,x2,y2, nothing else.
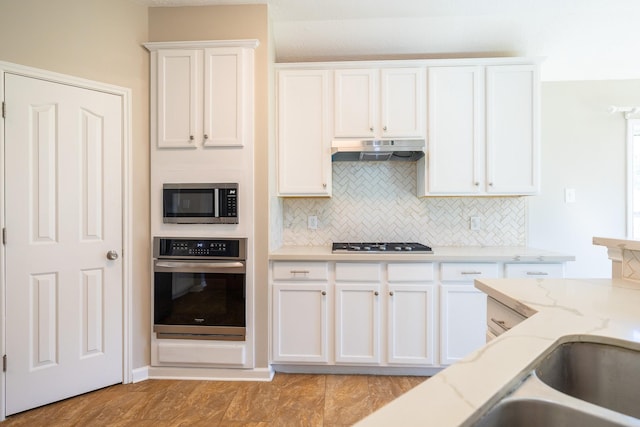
565,188,576,204
470,216,481,231
307,215,318,230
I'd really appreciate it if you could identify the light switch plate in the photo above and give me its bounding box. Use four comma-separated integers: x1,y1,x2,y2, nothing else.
565,188,576,203
307,215,318,230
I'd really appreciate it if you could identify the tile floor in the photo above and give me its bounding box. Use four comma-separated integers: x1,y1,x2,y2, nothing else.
2,373,428,426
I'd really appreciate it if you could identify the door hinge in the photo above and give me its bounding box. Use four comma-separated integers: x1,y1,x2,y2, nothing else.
2,228,5,245
1,101,5,118
2,355,6,372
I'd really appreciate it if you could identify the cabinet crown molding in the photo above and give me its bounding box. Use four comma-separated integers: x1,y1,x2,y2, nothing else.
144,39,260,51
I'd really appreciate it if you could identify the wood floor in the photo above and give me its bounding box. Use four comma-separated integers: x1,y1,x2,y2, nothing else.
2,373,428,426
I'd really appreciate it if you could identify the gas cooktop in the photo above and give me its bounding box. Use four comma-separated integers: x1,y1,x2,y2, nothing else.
332,242,433,253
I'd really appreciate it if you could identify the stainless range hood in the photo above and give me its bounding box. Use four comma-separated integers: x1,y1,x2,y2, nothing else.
331,139,425,162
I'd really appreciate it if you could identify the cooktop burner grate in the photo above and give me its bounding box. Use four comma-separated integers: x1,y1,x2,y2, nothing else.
332,242,433,253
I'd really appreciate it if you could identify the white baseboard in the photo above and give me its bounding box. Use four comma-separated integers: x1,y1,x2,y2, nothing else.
146,365,275,382
131,366,150,383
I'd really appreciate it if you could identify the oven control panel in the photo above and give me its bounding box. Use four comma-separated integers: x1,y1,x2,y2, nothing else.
153,237,246,260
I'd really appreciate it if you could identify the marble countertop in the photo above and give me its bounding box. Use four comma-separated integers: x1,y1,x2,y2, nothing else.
269,245,575,262
355,276,640,427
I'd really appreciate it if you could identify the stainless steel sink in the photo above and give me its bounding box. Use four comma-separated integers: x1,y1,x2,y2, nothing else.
473,398,630,427
535,341,640,419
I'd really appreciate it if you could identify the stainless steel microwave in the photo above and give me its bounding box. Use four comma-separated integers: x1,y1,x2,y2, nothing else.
163,183,238,224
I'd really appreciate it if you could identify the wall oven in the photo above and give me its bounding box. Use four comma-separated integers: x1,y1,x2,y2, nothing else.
163,183,238,224
153,237,246,341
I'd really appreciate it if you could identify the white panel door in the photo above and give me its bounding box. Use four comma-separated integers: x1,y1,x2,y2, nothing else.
157,48,201,148
335,284,380,364
334,69,377,138
380,68,426,138
486,64,539,194
426,66,484,195
4,73,123,415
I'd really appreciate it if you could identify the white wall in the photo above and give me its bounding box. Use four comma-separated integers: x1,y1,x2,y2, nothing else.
529,80,640,278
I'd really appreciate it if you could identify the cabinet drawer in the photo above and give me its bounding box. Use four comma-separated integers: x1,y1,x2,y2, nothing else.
272,261,328,280
487,296,526,336
388,263,434,282
440,263,499,282
504,263,564,278
335,262,380,281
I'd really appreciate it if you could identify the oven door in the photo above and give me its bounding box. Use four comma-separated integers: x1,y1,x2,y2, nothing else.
153,260,246,340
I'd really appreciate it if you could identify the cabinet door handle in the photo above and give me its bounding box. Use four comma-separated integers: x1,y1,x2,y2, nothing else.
383,126,387,131
474,182,480,186
370,126,374,132
189,135,195,141
490,318,511,332
321,291,327,296
461,271,482,275
290,270,310,276
389,291,394,296
526,272,549,276
374,291,379,296
322,183,327,188
204,134,209,140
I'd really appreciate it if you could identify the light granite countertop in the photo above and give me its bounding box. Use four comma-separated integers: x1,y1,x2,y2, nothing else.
355,276,640,426
269,245,575,262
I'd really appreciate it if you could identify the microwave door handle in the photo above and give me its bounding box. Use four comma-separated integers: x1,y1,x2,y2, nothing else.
154,261,245,273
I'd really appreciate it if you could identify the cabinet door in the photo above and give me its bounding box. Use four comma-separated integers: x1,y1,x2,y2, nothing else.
381,68,426,138
334,69,377,138
335,284,380,364
486,64,539,194
156,49,201,148
203,47,244,147
387,284,436,365
426,66,484,195
277,70,332,196
440,285,487,365
272,284,328,363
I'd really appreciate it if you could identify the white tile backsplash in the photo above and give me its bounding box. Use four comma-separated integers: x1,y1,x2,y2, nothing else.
277,162,527,246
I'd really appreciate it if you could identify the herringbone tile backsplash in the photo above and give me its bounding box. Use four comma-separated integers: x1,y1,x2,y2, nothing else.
278,162,527,247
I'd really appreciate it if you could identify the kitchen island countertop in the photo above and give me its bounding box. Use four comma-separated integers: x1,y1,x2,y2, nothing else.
355,276,640,426
269,245,575,262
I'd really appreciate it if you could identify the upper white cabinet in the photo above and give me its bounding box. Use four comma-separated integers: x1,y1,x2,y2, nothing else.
420,63,539,196
146,41,256,149
277,69,332,197
334,68,426,139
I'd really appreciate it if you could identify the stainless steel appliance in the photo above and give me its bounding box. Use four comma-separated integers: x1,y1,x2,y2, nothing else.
332,242,433,253
162,183,238,224
153,237,246,341
331,139,425,162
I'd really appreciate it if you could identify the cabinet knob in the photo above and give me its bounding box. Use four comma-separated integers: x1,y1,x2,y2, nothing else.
383,126,387,131
370,126,374,132
189,135,194,141
389,291,394,296
474,182,480,186
374,291,379,296
489,182,494,187
204,134,209,140
321,291,327,296
322,183,327,188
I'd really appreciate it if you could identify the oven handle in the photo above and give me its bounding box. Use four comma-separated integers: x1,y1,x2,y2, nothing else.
154,261,246,274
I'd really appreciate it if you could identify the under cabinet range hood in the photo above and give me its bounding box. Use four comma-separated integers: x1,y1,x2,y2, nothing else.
331,139,426,162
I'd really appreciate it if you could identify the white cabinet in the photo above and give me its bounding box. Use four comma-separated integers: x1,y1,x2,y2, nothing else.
486,296,526,339
277,70,332,196
387,263,436,365
486,65,539,194
334,68,425,139
148,43,253,149
439,263,498,365
420,63,539,196
272,262,329,363
335,263,381,364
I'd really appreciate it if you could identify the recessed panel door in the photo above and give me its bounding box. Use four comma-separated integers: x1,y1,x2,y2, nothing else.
4,73,123,415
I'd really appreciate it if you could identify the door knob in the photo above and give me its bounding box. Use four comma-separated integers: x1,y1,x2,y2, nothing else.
106,250,119,261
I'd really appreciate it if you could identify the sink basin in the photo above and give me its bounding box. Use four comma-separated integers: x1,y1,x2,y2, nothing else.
535,341,640,419
473,398,628,427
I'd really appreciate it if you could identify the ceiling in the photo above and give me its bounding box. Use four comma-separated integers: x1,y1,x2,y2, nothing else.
140,0,640,81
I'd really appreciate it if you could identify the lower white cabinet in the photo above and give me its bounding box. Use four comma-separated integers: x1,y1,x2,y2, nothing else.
440,284,487,365
439,263,497,365
387,283,436,365
272,283,329,363
335,283,381,364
